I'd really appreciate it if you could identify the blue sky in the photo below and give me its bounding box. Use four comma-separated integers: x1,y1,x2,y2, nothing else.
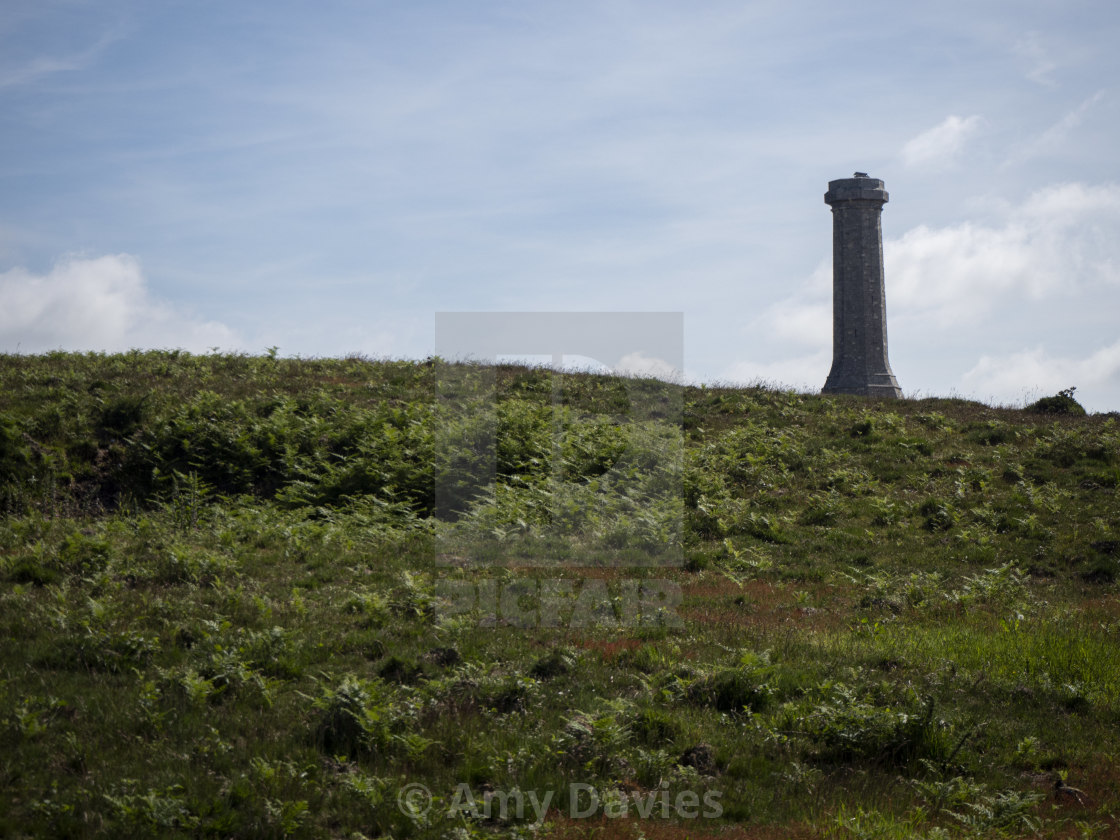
2,0,1119,410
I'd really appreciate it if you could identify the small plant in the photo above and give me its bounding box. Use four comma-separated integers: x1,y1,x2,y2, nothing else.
827,804,938,839
847,567,943,614
948,561,1031,610
619,643,669,673
378,655,423,684
946,787,1044,834
630,707,681,747
102,782,200,831
475,674,538,714
389,571,435,620
240,625,303,679
1013,735,1043,769
558,698,635,775
163,470,213,531
178,667,220,706
151,546,235,586
529,646,576,679
919,498,956,532
59,531,112,575
800,493,841,526
54,625,158,673
849,419,875,439
4,695,67,741
314,676,392,758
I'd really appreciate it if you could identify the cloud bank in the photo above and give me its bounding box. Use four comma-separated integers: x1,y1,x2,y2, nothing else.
963,341,1120,408
0,254,239,353
888,181,1120,324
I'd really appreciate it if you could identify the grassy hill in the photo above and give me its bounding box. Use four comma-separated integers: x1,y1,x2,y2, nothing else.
1,350,1119,839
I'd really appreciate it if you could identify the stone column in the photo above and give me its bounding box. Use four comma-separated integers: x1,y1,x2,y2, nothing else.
821,172,903,399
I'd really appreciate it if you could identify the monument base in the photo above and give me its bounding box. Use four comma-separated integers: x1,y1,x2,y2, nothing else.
821,370,902,399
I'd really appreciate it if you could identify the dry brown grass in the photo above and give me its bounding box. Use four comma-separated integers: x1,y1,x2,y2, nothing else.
542,814,823,840
680,579,855,633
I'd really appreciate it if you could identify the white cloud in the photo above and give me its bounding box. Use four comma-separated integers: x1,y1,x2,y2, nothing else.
713,263,832,391
0,254,239,353
0,29,120,89
614,351,681,381
900,115,982,167
734,260,831,355
962,340,1120,412
1018,179,1120,220
886,181,1120,325
1013,32,1057,86
1002,90,1106,168
718,351,830,392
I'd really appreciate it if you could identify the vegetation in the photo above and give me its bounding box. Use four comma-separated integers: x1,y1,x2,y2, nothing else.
1,350,1119,839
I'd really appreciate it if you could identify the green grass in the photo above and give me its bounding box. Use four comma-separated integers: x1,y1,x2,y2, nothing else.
1,350,1118,839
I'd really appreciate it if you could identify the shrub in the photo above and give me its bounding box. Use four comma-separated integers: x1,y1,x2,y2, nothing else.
530,647,575,679
314,677,391,758
378,655,423,684
0,413,43,513
240,626,303,679
948,562,1031,610
97,394,150,439
51,626,159,673
59,531,112,575
687,666,774,714
558,699,634,775
475,675,537,714
799,686,948,767
969,422,1015,446
631,707,681,747
1027,387,1086,416
8,555,60,586
919,498,956,532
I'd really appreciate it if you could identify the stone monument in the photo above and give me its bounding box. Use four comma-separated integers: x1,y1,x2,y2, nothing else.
821,172,903,399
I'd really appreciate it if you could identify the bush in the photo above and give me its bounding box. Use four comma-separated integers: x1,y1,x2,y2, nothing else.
799,686,949,767
687,666,774,714
1027,387,1086,416
59,531,113,575
314,677,391,758
0,413,40,513
631,707,681,746
919,498,956,532
530,647,575,679
50,627,158,673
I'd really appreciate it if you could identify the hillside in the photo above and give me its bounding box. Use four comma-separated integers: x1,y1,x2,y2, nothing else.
1,351,1119,839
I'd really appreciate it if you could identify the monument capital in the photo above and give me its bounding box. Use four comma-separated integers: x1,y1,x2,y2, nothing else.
825,174,888,205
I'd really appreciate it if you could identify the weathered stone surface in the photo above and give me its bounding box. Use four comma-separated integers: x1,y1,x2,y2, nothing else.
821,173,903,399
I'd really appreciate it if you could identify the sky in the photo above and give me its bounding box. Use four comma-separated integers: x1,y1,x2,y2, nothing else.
2,0,1119,411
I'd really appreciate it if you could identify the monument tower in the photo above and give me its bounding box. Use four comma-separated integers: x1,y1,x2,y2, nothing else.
821,172,903,398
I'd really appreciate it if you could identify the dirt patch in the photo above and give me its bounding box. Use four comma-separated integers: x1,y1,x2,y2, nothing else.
680,579,853,632
542,815,821,840
1054,758,1120,837
1076,593,1120,622
573,637,643,662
